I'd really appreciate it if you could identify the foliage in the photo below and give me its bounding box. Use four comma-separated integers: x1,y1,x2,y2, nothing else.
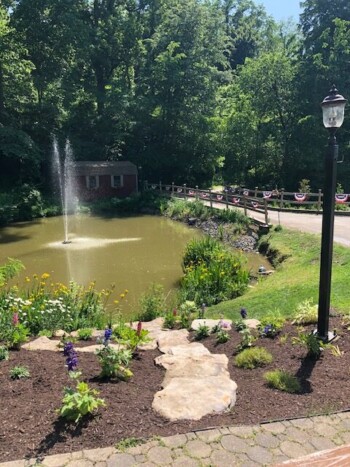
264,370,301,393
234,347,273,369
77,328,93,341
216,328,230,344
58,371,106,423
0,345,9,361
181,237,249,306
163,312,177,329
96,346,133,380
194,323,210,340
0,259,24,287
9,365,30,379
113,324,150,354
292,299,318,325
236,327,255,352
259,311,285,338
235,320,247,331
38,329,53,338
292,332,325,359
138,284,166,322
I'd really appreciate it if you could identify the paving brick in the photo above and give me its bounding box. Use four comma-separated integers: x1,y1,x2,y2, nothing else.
279,440,315,459
221,434,251,453
313,422,338,438
246,445,273,465
106,453,135,467
262,422,287,434
65,461,93,467
228,426,257,438
283,426,312,444
42,454,72,467
309,436,336,451
171,457,201,467
254,432,280,449
147,446,173,465
185,440,212,459
83,447,116,462
209,449,240,466
161,434,187,449
195,428,221,443
289,418,314,430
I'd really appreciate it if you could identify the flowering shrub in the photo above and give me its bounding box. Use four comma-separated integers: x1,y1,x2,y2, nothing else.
181,237,249,306
96,328,133,380
259,311,285,339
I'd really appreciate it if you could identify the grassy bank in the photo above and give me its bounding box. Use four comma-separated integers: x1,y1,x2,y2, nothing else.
207,228,350,321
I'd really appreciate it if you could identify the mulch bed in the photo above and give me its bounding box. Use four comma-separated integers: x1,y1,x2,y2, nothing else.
1,316,350,462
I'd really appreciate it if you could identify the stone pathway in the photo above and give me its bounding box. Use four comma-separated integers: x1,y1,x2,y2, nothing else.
2,412,350,466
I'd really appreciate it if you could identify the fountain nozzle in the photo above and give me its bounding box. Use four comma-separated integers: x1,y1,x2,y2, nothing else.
62,240,72,244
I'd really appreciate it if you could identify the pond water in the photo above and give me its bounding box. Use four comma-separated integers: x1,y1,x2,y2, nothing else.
0,214,270,312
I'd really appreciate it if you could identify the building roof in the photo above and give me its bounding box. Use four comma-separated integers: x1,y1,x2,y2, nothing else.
73,161,138,176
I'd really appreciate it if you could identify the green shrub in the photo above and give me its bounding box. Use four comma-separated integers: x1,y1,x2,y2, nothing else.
259,311,285,338
77,328,93,341
38,329,54,338
58,371,105,422
236,327,255,352
292,332,325,359
181,237,249,306
0,346,9,361
194,323,210,340
10,366,30,379
234,347,273,369
292,299,318,325
96,346,133,380
264,370,301,393
138,283,165,321
216,328,230,344
163,312,176,329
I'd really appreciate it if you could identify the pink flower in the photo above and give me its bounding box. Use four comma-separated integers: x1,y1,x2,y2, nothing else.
12,313,19,326
173,308,177,317
137,321,142,336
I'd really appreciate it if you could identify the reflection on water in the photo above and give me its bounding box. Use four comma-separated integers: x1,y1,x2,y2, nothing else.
0,214,271,311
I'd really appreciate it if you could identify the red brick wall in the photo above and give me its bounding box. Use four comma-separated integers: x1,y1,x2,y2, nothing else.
75,174,137,201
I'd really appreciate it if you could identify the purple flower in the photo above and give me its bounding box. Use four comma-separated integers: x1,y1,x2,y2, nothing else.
240,308,247,319
103,328,113,346
63,341,78,371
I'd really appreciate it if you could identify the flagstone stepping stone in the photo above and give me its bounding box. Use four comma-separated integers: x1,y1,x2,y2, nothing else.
161,354,230,387
22,336,61,352
75,343,125,353
244,319,261,330
191,319,232,331
152,376,237,421
157,330,190,353
155,346,220,368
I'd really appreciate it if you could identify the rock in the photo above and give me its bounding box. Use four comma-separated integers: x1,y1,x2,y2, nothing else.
161,354,229,387
152,376,237,421
157,330,190,353
244,318,261,330
76,343,124,353
191,319,232,331
22,337,61,352
155,343,210,367
53,329,66,337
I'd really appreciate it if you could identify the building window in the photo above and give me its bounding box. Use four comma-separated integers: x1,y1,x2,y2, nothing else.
86,175,99,189
111,174,123,188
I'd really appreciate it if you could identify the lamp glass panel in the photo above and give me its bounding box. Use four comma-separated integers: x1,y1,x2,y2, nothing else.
322,102,346,128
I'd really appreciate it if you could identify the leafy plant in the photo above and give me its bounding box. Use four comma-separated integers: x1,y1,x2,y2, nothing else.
194,323,210,340
292,299,318,325
113,323,150,353
216,328,230,344
10,366,30,379
264,370,301,393
77,328,93,341
138,284,165,321
96,346,133,380
292,332,325,359
234,347,273,369
38,329,54,338
236,327,255,352
259,311,285,338
6,322,29,350
58,371,105,423
0,346,9,361
235,319,247,331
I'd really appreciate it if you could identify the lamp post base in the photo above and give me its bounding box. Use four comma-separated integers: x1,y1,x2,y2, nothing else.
312,329,337,343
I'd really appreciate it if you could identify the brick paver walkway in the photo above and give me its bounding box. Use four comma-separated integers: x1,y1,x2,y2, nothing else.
2,412,350,466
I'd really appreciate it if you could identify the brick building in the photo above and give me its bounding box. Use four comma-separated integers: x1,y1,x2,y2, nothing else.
73,161,138,201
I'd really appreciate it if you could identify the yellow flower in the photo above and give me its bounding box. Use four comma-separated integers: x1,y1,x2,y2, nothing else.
114,300,119,305
33,274,38,279
124,289,129,294
41,273,50,280
25,277,31,283
120,293,125,299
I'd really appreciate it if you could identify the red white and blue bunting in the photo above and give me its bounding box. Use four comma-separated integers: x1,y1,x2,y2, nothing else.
335,194,348,204
294,193,307,203
263,191,272,199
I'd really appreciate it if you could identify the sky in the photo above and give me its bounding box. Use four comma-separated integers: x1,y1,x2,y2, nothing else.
258,0,302,22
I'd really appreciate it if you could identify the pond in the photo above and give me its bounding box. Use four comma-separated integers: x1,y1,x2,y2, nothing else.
0,214,270,312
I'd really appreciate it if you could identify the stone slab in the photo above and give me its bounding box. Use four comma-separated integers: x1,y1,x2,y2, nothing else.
22,336,61,352
244,319,261,330
152,376,237,421
191,319,232,331
157,329,190,353
155,343,210,366
161,354,229,387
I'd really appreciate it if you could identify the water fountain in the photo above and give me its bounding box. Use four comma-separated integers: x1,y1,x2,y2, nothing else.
52,137,78,244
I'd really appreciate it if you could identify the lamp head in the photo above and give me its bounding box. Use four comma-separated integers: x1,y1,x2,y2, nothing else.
321,85,347,129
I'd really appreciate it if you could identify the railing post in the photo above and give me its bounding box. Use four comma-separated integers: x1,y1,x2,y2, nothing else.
171,182,174,197
243,194,247,216
209,188,213,208
280,189,284,210
184,184,187,200
159,181,162,192
264,198,268,225
225,190,229,209
255,186,258,197
195,185,199,201
318,189,322,212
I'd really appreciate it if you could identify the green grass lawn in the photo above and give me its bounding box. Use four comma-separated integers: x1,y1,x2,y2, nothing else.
207,228,350,321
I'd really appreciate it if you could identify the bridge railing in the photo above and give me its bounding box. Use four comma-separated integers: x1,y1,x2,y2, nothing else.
145,182,350,216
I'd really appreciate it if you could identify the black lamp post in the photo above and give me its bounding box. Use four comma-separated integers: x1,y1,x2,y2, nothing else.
317,85,347,341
